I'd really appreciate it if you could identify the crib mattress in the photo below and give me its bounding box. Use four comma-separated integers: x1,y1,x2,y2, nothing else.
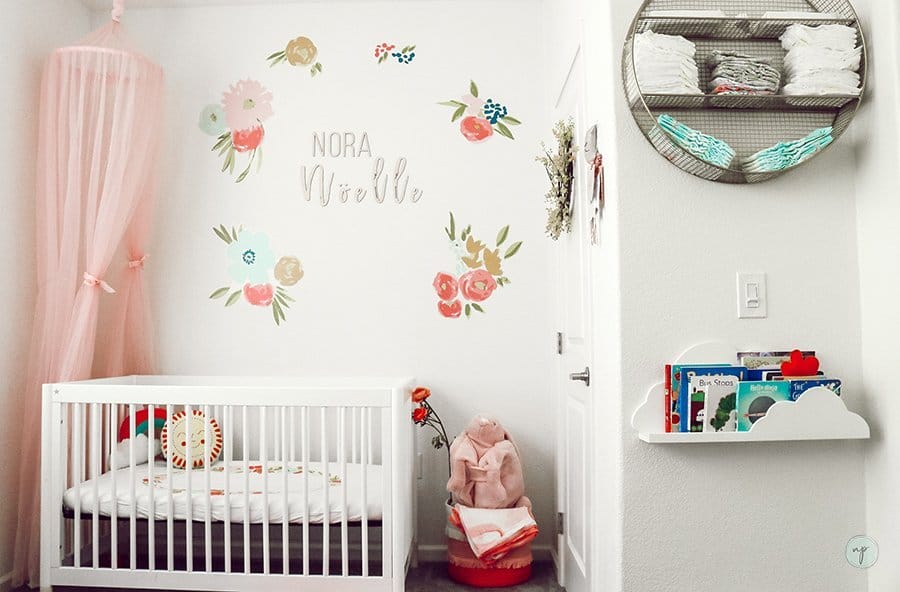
63,460,383,524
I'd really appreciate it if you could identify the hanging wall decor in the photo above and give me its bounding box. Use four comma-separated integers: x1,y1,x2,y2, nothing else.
267,36,324,76
433,212,522,319
439,80,522,142
537,119,576,241
199,79,273,183
584,124,604,246
208,224,302,326
621,0,867,183
374,42,417,64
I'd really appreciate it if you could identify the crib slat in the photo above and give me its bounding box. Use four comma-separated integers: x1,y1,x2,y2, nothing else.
185,404,193,572
352,408,359,464
243,406,250,574
321,406,329,576
224,405,232,574
110,404,118,570
91,403,100,569
261,406,270,574
148,404,156,570
302,406,310,576
281,406,289,575
289,407,296,462
340,406,348,576
73,403,82,568
166,404,174,571
204,404,212,572
129,404,137,570
360,406,369,577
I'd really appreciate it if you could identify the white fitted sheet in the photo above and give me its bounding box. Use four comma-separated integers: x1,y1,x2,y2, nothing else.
63,460,383,524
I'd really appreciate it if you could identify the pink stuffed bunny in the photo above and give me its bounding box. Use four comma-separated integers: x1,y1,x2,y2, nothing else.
446,415,531,510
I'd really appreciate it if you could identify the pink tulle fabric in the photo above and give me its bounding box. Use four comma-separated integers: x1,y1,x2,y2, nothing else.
12,20,163,586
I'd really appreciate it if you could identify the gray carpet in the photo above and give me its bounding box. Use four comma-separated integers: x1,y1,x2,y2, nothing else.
15,562,561,591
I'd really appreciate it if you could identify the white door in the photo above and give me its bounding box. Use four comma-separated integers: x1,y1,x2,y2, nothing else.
554,45,593,592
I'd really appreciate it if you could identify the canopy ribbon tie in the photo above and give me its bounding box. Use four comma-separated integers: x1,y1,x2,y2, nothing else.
111,0,124,23
83,272,116,294
128,254,148,270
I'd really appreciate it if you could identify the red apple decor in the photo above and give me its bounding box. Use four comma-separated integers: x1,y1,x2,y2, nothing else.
781,349,820,377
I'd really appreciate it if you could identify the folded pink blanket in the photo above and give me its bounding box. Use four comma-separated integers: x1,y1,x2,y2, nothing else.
450,505,539,566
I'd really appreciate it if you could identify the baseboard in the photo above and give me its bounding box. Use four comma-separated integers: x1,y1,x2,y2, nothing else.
417,544,554,563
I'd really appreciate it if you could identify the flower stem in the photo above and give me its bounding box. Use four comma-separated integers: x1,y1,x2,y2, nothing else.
423,402,452,477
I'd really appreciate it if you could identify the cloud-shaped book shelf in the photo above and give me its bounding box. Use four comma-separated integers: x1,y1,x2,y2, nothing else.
632,341,871,443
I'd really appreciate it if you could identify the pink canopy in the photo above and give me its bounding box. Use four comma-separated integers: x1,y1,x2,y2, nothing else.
12,4,164,585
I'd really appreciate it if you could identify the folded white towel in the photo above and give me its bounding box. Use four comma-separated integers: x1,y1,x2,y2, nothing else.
781,24,858,51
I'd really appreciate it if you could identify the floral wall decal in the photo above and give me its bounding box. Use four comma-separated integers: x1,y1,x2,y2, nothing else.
433,212,523,319
267,36,323,76
199,80,273,183
439,80,521,142
209,224,302,326
374,42,416,64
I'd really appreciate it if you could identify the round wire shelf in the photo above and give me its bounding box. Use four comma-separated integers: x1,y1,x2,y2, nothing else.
622,0,867,184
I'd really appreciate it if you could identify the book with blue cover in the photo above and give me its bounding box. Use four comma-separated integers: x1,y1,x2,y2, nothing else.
736,381,792,431
788,378,841,401
678,365,747,432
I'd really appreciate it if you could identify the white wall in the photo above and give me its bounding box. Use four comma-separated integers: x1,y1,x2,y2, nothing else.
854,0,900,589
98,0,555,553
0,0,90,586
606,1,870,591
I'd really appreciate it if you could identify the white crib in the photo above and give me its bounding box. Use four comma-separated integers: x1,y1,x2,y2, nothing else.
40,376,417,592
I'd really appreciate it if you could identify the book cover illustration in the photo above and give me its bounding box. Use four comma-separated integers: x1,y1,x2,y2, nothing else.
739,350,815,380
679,365,746,432
789,378,841,401
689,374,739,432
736,381,792,431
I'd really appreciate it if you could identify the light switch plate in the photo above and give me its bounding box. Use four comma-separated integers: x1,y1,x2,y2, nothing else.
737,272,767,319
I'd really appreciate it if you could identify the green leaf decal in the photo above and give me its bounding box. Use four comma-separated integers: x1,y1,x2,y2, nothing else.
503,241,523,259
225,290,242,307
465,304,471,317
469,80,478,97
471,303,484,313
266,50,283,60
439,100,467,108
449,212,456,240
272,300,281,326
501,116,522,125
496,225,509,246
213,226,231,244
209,287,229,299
496,121,515,140
451,105,466,122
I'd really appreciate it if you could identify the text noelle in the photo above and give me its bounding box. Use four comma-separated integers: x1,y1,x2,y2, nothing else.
302,131,423,206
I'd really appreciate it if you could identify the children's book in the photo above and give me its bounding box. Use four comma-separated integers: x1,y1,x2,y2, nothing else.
762,370,825,381
678,365,746,432
736,381,791,431
664,364,673,432
788,378,841,401
739,351,816,380
692,374,739,432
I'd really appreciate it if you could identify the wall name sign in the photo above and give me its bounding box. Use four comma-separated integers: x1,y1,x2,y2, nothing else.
301,131,423,206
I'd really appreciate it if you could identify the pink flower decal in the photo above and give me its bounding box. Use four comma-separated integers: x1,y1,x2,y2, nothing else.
222,79,274,131
232,126,265,153
441,80,521,143
435,212,523,319
433,272,459,301
438,300,462,319
200,79,273,183
459,270,497,302
243,283,274,307
460,116,494,143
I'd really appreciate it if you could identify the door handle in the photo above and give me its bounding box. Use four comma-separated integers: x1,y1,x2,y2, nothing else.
569,367,590,386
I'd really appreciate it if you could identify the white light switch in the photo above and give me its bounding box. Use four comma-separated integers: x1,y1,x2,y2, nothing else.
737,272,767,319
